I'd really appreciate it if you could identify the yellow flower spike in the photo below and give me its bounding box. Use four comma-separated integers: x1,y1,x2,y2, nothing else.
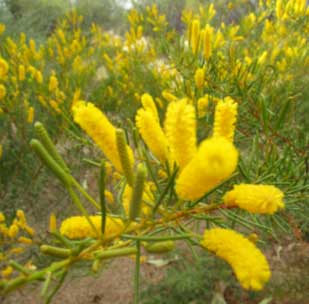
223,184,285,214
18,236,33,245
0,212,5,222
165,99,197,169
141,93,159,122
8,224,19,238
0,84,6,100
201,228,271,291
176,137,238,201
136,108,169,162
49,75,58,92
18,65,26,81
190,19,200,55
1,266,13,278
213,97,238,141
0,23,5,35
35,70,43,84
27,107,34,124
197,95,209,118
72,101,134,172
0,57,9,79
49,213,57,233
194,67,205,89
104,190,114,205
162,90,177,103
60,215,124,239
203,24,213,60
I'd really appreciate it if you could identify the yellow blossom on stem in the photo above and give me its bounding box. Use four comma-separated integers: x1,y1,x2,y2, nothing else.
194,67,205,89
190,19,200,55
136,108,169,162
141,93,159,122
223,184,284,214
27,107,34,124
213,97,238,141
49,75,58,92
0,84,6,100
73,101,134,172
201,228,271,291
18,65,26,81
203,24,213,60
60,215,124,239
0,57,9,79
176,137,238,200
164,99,196,169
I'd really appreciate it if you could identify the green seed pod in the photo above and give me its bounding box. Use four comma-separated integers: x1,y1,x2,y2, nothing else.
144,240,175,254
116,129,134,186
92,259,102,273
95,247,137,260
34,122,70,172
30,139,71,186
40,245,72,258
41,271,52,297
129,163,146,221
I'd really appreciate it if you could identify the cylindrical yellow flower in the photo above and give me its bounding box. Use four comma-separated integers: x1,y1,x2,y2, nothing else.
0,84,6,100
176,137,238,200
60,215,124,239
18,65,26,81
223,184,284,214
162,90,177,103
203,24,213,60
164,99,196,169
141,93,159,122
194,67,205,89
190,19,200,55
197,95,209,118
49,75,58,92
201,228,271,291
73,101,134,172
27,107,34,124
0,58,9,79
136,108,168,162
213,97,238,141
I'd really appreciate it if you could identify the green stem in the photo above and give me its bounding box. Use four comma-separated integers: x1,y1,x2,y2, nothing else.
134,240,141,304
122,233,193,241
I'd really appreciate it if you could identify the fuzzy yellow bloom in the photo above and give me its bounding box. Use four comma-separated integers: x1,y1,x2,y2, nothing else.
213,97,238,141
203,24,213,60
105,190,114,205
73,101,134,172
165,99,196,169
223,184,284,214
0,23,5,35
18,236,33,244
18,65,26,81
0,84,6,100
176,137,238,200
49,213,57,233
60,215,124,239
162,90,177,103
197,96,209,117
190,19,200,55
8,224,19,238
0,58,9,79
201,228,271,290
141,93,159,122
136,108,169,162
35,70,43,84
49,75,58,92
194,67,205,89
122,183,153,217
27,107,34,124
1,266,13,278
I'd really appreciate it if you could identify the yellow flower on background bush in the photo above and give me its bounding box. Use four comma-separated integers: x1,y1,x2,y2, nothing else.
223,184,284,214
60,215,124,239
213,97,238,141
0,84,6,100
164,99,196,169
0,58,9,79
176,137,238,200
201,228,271,290
73,101,134,172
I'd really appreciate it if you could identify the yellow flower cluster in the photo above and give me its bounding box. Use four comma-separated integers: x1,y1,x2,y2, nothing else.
176,137,238,200
73,101,134,172
223,184,285,214
201,228,271,290
60,216,124,239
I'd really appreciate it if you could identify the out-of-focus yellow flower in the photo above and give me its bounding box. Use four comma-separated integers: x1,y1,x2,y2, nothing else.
49,213,57,233
203,24,213,60
136,108,168,162
0,58,9,79
165,99,196,169
60,215,124,239
213,97,238,141
194,67,205,89
0,212,5,222
197,95,209,118
27,107,34,124
176,137,238,200
0,23,5,35
18,236,33,244
18,65,26,81
35,70,43,84
8,224,19,238
1,266,13,278
162,90,177,103
105,190,114,205
0,84,6,100
190,19,200,55
201,228,271,290
73,101,134,172
223,184,284,214
49,75,58,92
